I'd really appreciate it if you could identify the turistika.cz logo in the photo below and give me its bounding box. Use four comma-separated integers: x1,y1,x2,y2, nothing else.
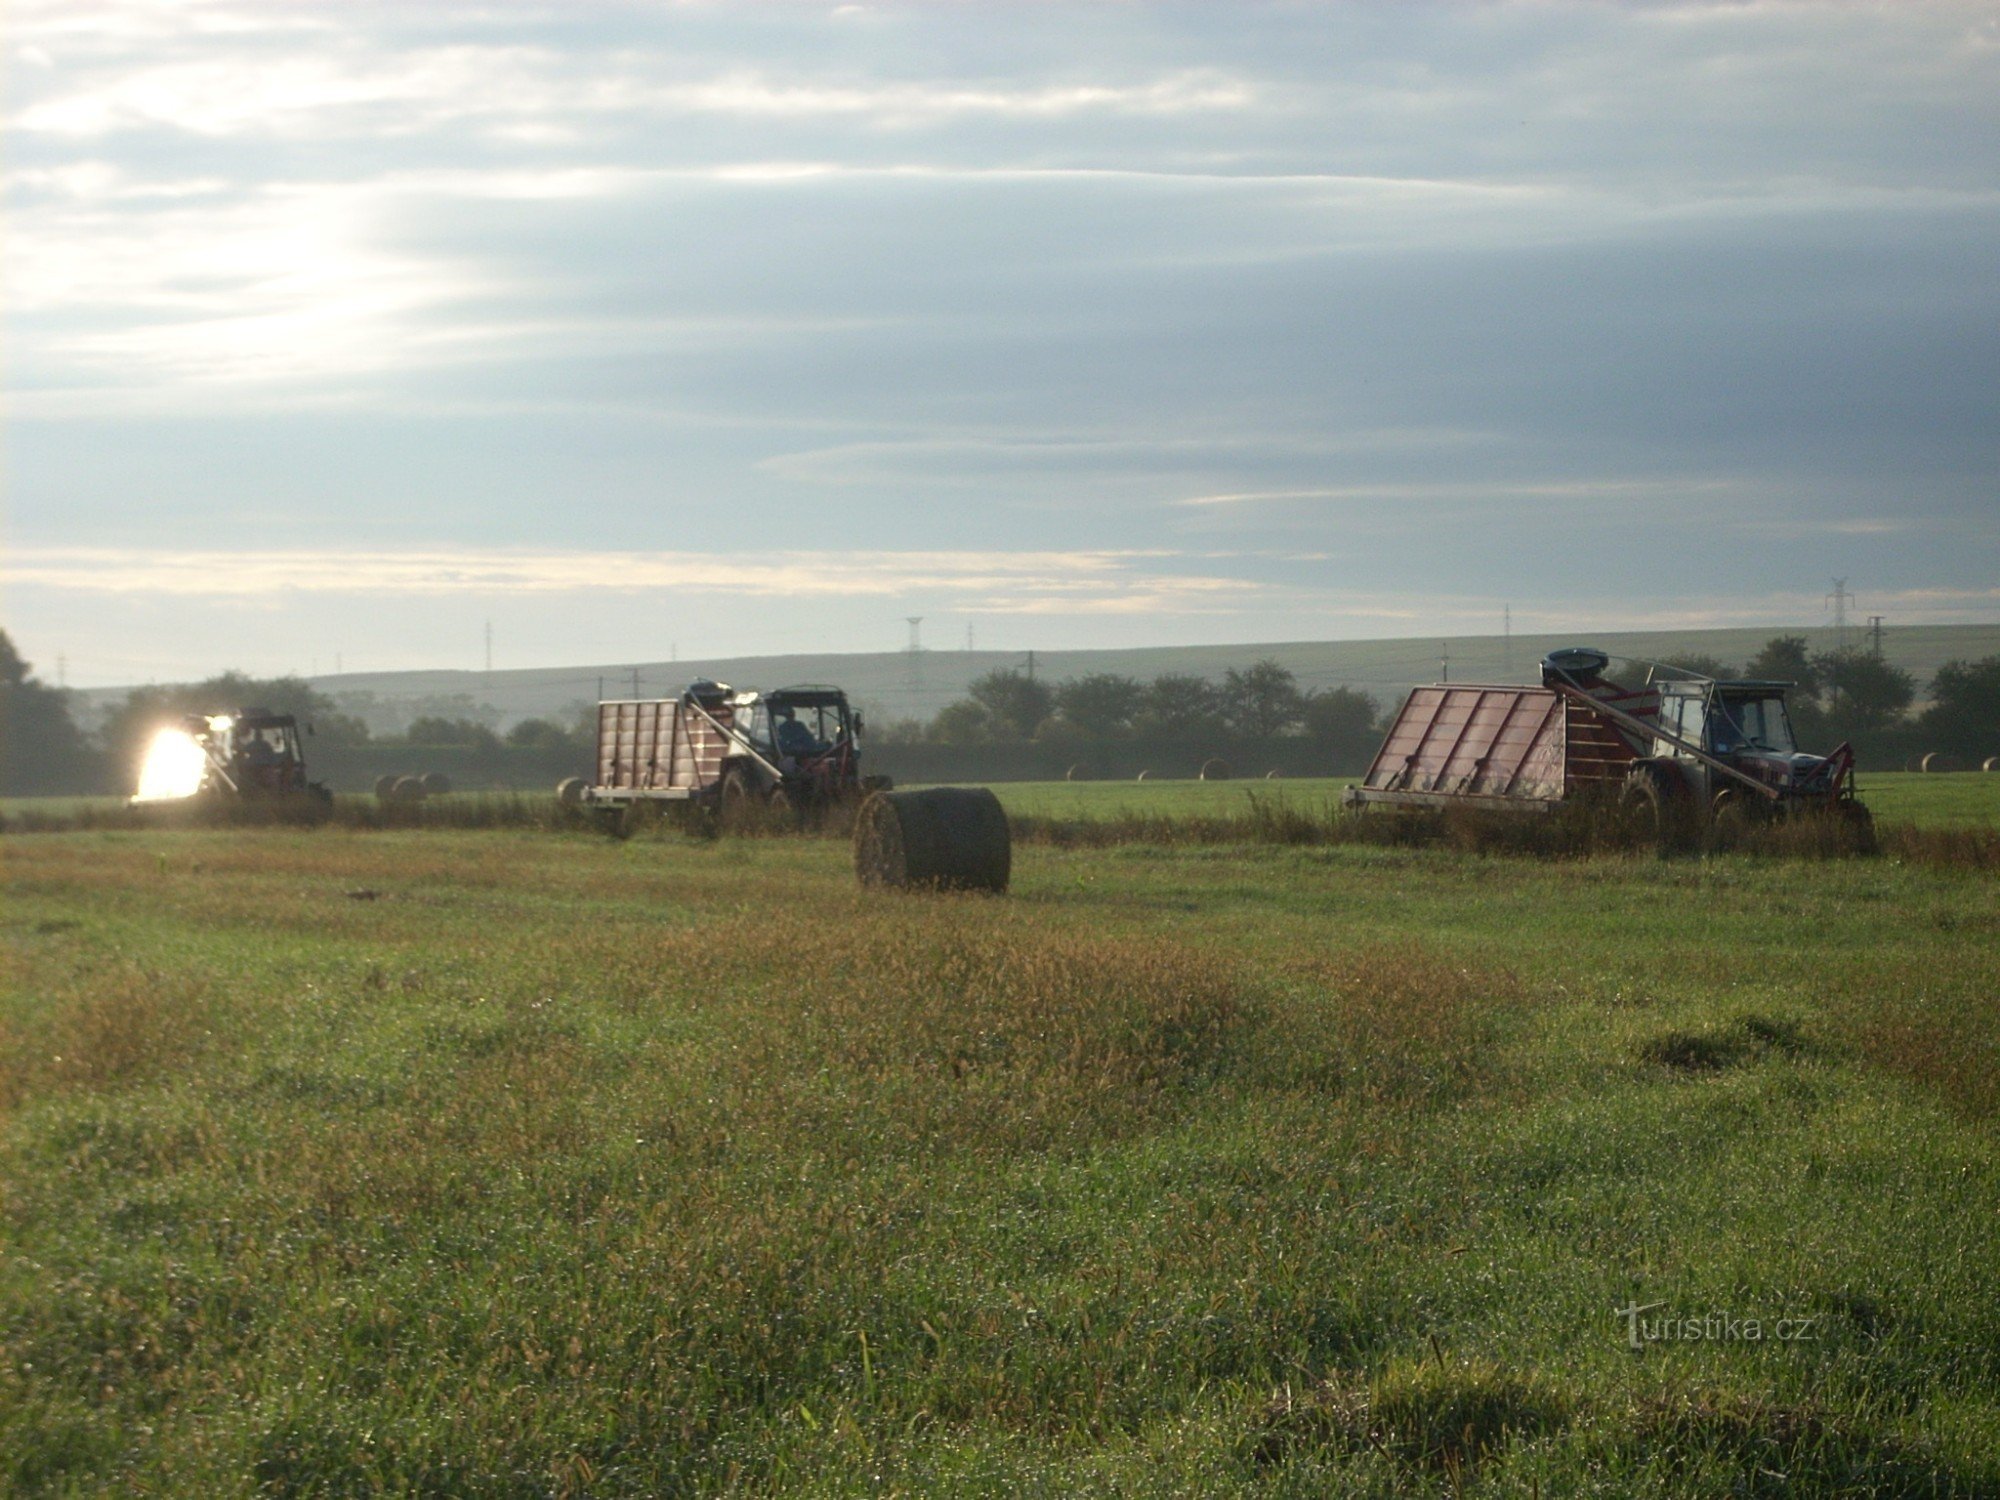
1614,1301,1820,1350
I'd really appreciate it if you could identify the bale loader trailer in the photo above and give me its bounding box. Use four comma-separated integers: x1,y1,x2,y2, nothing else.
563,680,883,826
1345,648,1867,837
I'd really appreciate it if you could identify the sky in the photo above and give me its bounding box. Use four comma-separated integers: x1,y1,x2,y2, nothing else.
4,0,1998,688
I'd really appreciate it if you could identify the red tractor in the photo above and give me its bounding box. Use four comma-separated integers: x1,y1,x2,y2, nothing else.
1347,648,1868,839
132,708,333,809
563,680,886,827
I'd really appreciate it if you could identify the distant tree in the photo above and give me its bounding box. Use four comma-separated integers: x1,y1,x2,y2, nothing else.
1134,673,1225,738
967,670,1054,740
1053,673,1144,738
0,628,103,795
1655,653,1738,682
929,699,994,745
1224,660,1306,737
504,717,580,753
1302,686,1381,759
1742,636,1820,695
1815,647,1915,736
1920,657,2000,755
406,716,502,752
862,715,929,747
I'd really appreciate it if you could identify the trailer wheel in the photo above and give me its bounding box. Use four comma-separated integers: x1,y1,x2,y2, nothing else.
619,800,662,838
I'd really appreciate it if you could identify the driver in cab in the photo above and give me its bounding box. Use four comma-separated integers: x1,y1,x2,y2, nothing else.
775,706,822,761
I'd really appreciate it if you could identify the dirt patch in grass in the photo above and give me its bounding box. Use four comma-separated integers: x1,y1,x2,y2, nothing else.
1636,1014,1814,1075
1251,1358,1573,1471
1624,1390,1987,1497
1263,942,1527,1105
0,964,220,1108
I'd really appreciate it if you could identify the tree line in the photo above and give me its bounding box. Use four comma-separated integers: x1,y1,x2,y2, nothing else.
885,660,1385,758
0,629,593,795
1657,636,1997,751
5,628,1997,796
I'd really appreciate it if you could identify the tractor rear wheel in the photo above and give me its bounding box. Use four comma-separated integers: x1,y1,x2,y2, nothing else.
1622,768,1693,849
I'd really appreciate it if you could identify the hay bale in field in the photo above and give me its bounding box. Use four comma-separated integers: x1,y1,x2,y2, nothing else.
854,787,1010,893
1066,763,1091,782
391,775,427,803
1136,770,1152,781
1264,769,1283,779
556,776,588,806
1200,758,1231,781
420,771,452,796
374,773,399,801
1922,752,1960,773
1985,757,1999,773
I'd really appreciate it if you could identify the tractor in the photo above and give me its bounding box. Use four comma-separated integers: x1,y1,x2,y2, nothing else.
133,708,334,809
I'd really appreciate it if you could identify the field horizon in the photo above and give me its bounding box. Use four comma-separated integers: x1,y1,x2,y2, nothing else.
63,622,2000,735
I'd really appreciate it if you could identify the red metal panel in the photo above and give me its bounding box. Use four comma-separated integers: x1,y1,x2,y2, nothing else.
1363,684,1568,801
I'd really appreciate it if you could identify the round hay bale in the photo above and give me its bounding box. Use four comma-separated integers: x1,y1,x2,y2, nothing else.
1065,763,1091,782
1264,769,1283,780
1922,752,1960,773
373,773,398,801
1136,770,1152,782
391,774,427,803
1985,757,1999,773
1199,758,1231,782
420,771,452,796
556,776,588,807
854,787,1009,893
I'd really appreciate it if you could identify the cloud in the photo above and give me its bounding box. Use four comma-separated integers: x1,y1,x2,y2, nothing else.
4,2,1996,675
0,544,1269,615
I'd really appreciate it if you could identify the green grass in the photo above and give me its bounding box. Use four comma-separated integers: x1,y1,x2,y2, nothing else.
1853,771,2000,829
4,823,2000,1493
974,770,2000,829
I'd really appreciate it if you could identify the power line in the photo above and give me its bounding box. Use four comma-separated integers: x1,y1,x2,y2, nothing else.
1827,578,1853,652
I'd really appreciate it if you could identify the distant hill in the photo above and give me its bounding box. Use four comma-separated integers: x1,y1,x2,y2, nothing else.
70,623,2000,734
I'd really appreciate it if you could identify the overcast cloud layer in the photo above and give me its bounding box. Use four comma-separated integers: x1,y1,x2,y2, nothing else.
5,0,1997,683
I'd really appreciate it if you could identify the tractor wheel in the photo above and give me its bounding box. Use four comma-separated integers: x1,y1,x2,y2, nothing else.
1710,789,1757,845
719,766,762,827
1621,768,1693,849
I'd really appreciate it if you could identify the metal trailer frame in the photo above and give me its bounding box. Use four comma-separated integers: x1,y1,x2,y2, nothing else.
1345,666,1858,818
1342,683,1641,813
583,689,792,809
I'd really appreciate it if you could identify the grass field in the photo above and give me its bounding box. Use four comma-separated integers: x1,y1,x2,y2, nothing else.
981,771,2000,830
4,787,2000,1494
8,769,1997,832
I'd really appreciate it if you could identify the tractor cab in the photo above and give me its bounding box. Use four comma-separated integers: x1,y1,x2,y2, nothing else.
762,686,860,797
210,709,310,796
686,682,868,809
1652,678,1851,806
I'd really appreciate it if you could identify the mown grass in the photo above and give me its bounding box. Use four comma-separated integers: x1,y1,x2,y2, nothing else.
3,824,1999,1494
